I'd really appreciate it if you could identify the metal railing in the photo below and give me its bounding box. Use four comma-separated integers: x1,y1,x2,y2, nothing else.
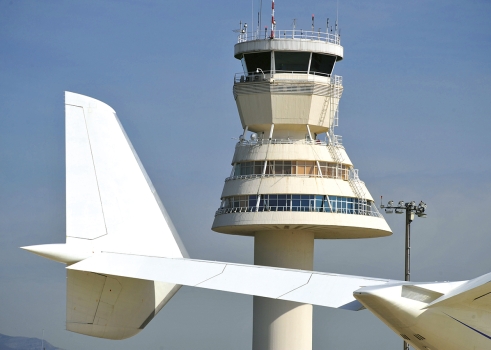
215,202,382,218
225,171,349,182
234,71,342,85
235,138,333,147
237,29,341,45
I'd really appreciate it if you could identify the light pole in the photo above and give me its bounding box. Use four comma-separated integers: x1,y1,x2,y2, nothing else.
380,199,427,350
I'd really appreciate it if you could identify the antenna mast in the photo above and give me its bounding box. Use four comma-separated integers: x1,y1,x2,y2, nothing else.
252,0,254,36
336,0,339,34
270,0,275,38
259,0,263,36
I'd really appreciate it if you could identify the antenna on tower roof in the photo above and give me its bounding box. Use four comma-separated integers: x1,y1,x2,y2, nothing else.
251,0,254,36
336,0,339,24
259,0,263,35
233,21,243,33
257,12,260,36
270,0,275,38
336,0,340,34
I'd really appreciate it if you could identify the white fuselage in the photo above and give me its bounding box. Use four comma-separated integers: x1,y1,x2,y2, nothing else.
355,282,491,350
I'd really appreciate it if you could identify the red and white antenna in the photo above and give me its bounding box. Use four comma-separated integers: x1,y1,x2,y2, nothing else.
270,0,275,38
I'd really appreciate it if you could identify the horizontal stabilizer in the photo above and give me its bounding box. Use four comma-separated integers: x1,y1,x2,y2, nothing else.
68,253,392,310
21,244,91,264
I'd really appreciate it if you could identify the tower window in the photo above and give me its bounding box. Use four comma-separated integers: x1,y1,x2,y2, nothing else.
310,53,336,75
217,194,381,217
244,52,271,73
231,160,349,180
275,52,310,72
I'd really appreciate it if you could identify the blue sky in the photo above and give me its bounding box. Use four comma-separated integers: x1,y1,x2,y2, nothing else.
1,0,490,349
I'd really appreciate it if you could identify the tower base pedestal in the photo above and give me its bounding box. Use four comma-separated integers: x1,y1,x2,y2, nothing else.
253,230,314,350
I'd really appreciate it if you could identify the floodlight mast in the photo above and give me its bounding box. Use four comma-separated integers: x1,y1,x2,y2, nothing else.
381,199,427,350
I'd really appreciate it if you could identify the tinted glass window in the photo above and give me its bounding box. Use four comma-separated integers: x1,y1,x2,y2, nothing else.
244,52,271,73
275,52,310,72
310,53,336,75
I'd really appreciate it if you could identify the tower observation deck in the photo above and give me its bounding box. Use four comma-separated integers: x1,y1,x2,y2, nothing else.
212,23,392,350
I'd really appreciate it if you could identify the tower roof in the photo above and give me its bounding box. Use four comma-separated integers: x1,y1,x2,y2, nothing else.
234,31,343,61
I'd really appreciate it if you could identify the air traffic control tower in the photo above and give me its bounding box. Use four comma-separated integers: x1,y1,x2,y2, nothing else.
212,20,392,350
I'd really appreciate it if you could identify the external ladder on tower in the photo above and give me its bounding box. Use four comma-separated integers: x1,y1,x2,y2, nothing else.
348,168,368,214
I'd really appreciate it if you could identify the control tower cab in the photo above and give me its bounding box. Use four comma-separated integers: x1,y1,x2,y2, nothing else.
234,32,343,137
212,23,392,350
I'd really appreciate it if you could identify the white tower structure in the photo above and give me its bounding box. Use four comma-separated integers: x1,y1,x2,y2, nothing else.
211,17,392,350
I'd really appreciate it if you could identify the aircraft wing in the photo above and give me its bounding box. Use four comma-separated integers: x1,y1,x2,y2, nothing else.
68,252,393,311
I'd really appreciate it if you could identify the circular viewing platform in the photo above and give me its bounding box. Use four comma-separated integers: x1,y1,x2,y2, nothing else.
235,29,343,61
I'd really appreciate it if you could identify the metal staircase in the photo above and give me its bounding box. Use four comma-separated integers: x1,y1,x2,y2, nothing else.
348,168,368,214
330,76,342,128
319,75,343,127
318,95,330,126
325,75,366,212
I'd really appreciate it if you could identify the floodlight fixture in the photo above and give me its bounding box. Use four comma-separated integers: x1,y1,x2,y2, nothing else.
418,201,427,212
256,68,266,80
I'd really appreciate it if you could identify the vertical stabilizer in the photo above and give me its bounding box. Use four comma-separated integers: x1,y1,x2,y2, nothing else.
65,91,187,258
63,92,186,338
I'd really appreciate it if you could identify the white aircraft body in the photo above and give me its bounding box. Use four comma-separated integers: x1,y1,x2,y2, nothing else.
23,92,491,350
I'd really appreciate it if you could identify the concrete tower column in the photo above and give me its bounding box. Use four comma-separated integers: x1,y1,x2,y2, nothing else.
253,231,314,350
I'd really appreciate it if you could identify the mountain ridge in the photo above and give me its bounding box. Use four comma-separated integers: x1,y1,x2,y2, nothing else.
0,333,64,350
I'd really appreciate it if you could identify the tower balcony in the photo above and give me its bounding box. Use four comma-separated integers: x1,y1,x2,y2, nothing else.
237,29,341,45
235,30,343,62
231,140,352,167
212,203,391,239
234,71,341,86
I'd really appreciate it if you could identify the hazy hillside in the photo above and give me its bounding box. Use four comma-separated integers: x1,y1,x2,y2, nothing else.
0,333,64,350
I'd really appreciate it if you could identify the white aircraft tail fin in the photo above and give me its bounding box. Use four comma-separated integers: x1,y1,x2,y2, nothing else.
64,91,187,259
22,92,189,339
426,272,491,309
